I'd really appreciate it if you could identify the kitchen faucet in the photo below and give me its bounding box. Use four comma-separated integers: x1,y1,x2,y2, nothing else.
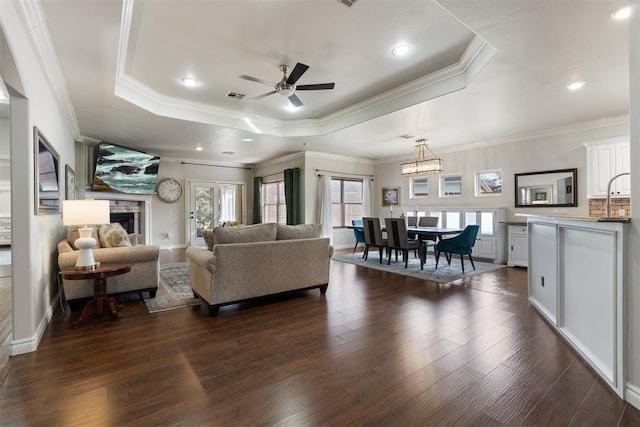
606,172,630,218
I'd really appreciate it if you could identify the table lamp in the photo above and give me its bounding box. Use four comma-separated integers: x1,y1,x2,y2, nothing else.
62,199,110,269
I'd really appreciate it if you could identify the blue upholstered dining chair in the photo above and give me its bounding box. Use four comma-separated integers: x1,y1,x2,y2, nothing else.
351,219,366,255
434,225,480,273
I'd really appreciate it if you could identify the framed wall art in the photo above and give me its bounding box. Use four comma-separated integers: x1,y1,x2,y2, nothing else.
475,169,503,196
65,164,76,200
34,127,61,214
382,186,400,206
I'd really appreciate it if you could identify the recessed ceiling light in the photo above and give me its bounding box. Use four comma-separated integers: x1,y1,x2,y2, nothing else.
610,5,631,20
180,76,200,87
242,138,253,142
566,81,586,91
391,44,411,56
194,146,203,151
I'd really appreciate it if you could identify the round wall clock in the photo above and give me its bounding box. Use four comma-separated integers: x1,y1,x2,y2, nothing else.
156,177,183,203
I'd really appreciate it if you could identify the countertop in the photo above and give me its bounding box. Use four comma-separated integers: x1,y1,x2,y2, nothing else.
515,213,631,223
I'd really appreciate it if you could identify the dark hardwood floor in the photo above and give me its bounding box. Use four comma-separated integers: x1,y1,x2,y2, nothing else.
1,248,639,425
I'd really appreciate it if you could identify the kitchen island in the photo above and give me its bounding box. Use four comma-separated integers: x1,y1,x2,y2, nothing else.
523,214,629,397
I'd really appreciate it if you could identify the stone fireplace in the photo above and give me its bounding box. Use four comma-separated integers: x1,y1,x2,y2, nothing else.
85,191,153,244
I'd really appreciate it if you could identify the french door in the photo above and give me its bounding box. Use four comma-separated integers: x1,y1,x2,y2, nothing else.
186,180,246,247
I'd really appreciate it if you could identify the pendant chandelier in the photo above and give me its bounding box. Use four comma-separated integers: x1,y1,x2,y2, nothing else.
400,138,443,176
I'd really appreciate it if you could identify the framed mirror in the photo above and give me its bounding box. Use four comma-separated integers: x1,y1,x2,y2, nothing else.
34,127,61,214
515,168,577,208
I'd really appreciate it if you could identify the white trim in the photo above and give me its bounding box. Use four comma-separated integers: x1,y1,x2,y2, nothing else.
626,383,640,411
159,243,188,250
10,301,54,356
304,150,375,165
19,0,80,138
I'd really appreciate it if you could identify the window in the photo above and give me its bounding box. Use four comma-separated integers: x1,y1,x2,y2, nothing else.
410,177,429,198
220,185,237,222
440,174,462,197
262,181,286,224
331,178,363,227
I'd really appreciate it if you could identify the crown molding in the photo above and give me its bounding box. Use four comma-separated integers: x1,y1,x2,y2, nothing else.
377,114,630,164
304,150,375,165
20,0,80,138
115,0,495,138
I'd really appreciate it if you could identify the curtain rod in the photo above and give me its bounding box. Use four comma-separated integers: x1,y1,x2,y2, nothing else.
260,171,285,179
315,169,374,180
181,161,252,170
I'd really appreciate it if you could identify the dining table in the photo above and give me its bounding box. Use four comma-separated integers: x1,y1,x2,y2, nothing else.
347,224,464,269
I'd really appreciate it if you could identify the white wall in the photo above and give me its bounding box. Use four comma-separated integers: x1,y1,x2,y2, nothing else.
1,1,78,354
374,121,628,221
151,159,253,248
626,0,640,410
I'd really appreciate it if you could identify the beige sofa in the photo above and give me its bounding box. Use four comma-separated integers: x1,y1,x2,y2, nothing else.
186,223,333,316
58,224,160,304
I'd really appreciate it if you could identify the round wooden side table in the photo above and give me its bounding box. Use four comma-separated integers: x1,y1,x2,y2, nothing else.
59,262,132,328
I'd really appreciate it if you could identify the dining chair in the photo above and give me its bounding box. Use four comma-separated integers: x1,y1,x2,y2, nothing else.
351,219,366,256
384,218,421,268
418,216,438,227
406,216,417,227
434,225,480,273
362,217,388,263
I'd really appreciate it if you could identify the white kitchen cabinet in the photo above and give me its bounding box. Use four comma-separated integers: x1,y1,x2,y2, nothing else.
0,216,10,246
584,138,630,198
507,224,528,267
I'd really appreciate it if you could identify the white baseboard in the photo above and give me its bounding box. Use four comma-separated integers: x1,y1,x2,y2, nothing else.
10,300,54,356
626,383,640,411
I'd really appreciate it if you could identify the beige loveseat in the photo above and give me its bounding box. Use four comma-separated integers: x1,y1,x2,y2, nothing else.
186,223,333,316
58,224,160,304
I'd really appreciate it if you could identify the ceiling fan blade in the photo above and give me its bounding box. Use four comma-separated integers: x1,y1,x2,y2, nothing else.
288,94,303,107
295,83,335,91
239,75,276,86
286,62,309,85
247,90,277,101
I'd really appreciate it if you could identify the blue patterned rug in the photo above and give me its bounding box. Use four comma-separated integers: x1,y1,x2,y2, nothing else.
143,262,202,313
332,251,505,284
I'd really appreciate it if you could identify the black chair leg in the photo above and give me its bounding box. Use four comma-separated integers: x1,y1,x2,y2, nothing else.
404,249,409,268
460,254,465,274
387,247,392,265
353,242,358,254
364,245,369,261
379,246,384,264
468,254,476,270
435,251,440,269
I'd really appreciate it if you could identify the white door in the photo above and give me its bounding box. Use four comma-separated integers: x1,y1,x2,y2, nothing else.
187,180,246,247
188,181,219,247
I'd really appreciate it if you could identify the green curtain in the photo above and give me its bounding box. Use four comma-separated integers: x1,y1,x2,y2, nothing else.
284,167,300,225
253,176,263,224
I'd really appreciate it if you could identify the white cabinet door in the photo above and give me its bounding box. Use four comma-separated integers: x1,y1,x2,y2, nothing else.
528,222,558,323
508,225,528,267
585,139,630,198
474,237,496,259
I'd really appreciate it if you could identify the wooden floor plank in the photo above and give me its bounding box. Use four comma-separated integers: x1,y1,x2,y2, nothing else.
0,249,638,425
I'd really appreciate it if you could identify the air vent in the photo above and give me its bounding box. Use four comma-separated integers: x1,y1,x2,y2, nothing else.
399,134,415,139
226,91,245,100
338,0,358,7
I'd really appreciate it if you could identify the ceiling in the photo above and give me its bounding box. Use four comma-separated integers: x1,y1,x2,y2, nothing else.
37,0,630,165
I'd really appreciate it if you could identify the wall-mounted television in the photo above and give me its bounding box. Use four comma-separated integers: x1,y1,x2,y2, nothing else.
92,142,160,195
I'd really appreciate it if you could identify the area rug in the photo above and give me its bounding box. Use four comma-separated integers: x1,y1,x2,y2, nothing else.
143,262,202,313
332,251,505,284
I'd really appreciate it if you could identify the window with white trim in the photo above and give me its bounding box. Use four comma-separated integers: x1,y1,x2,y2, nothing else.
262,181,286,224
331,178,363,227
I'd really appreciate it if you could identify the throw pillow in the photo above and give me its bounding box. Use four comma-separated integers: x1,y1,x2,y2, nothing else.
276,224,322,240
213,223,277,245
202,229,214,251
98,223,133,248
67,225,101,250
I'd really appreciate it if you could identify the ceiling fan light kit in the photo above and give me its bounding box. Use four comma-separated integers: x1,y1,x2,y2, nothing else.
401,139,443,176
240,62,335,107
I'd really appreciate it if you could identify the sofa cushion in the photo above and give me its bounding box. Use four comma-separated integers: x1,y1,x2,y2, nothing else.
67,225,101,250
213,223,277,245
98,223,132,248
276,224,322,240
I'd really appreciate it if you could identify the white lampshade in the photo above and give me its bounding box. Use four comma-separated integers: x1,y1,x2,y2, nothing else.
63,199,110,227
62,199,110,269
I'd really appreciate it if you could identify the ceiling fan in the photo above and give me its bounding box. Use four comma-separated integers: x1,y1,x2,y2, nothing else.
239,62,335,107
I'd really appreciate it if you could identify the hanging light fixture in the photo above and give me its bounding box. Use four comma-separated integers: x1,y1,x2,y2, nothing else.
401,138,443,176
